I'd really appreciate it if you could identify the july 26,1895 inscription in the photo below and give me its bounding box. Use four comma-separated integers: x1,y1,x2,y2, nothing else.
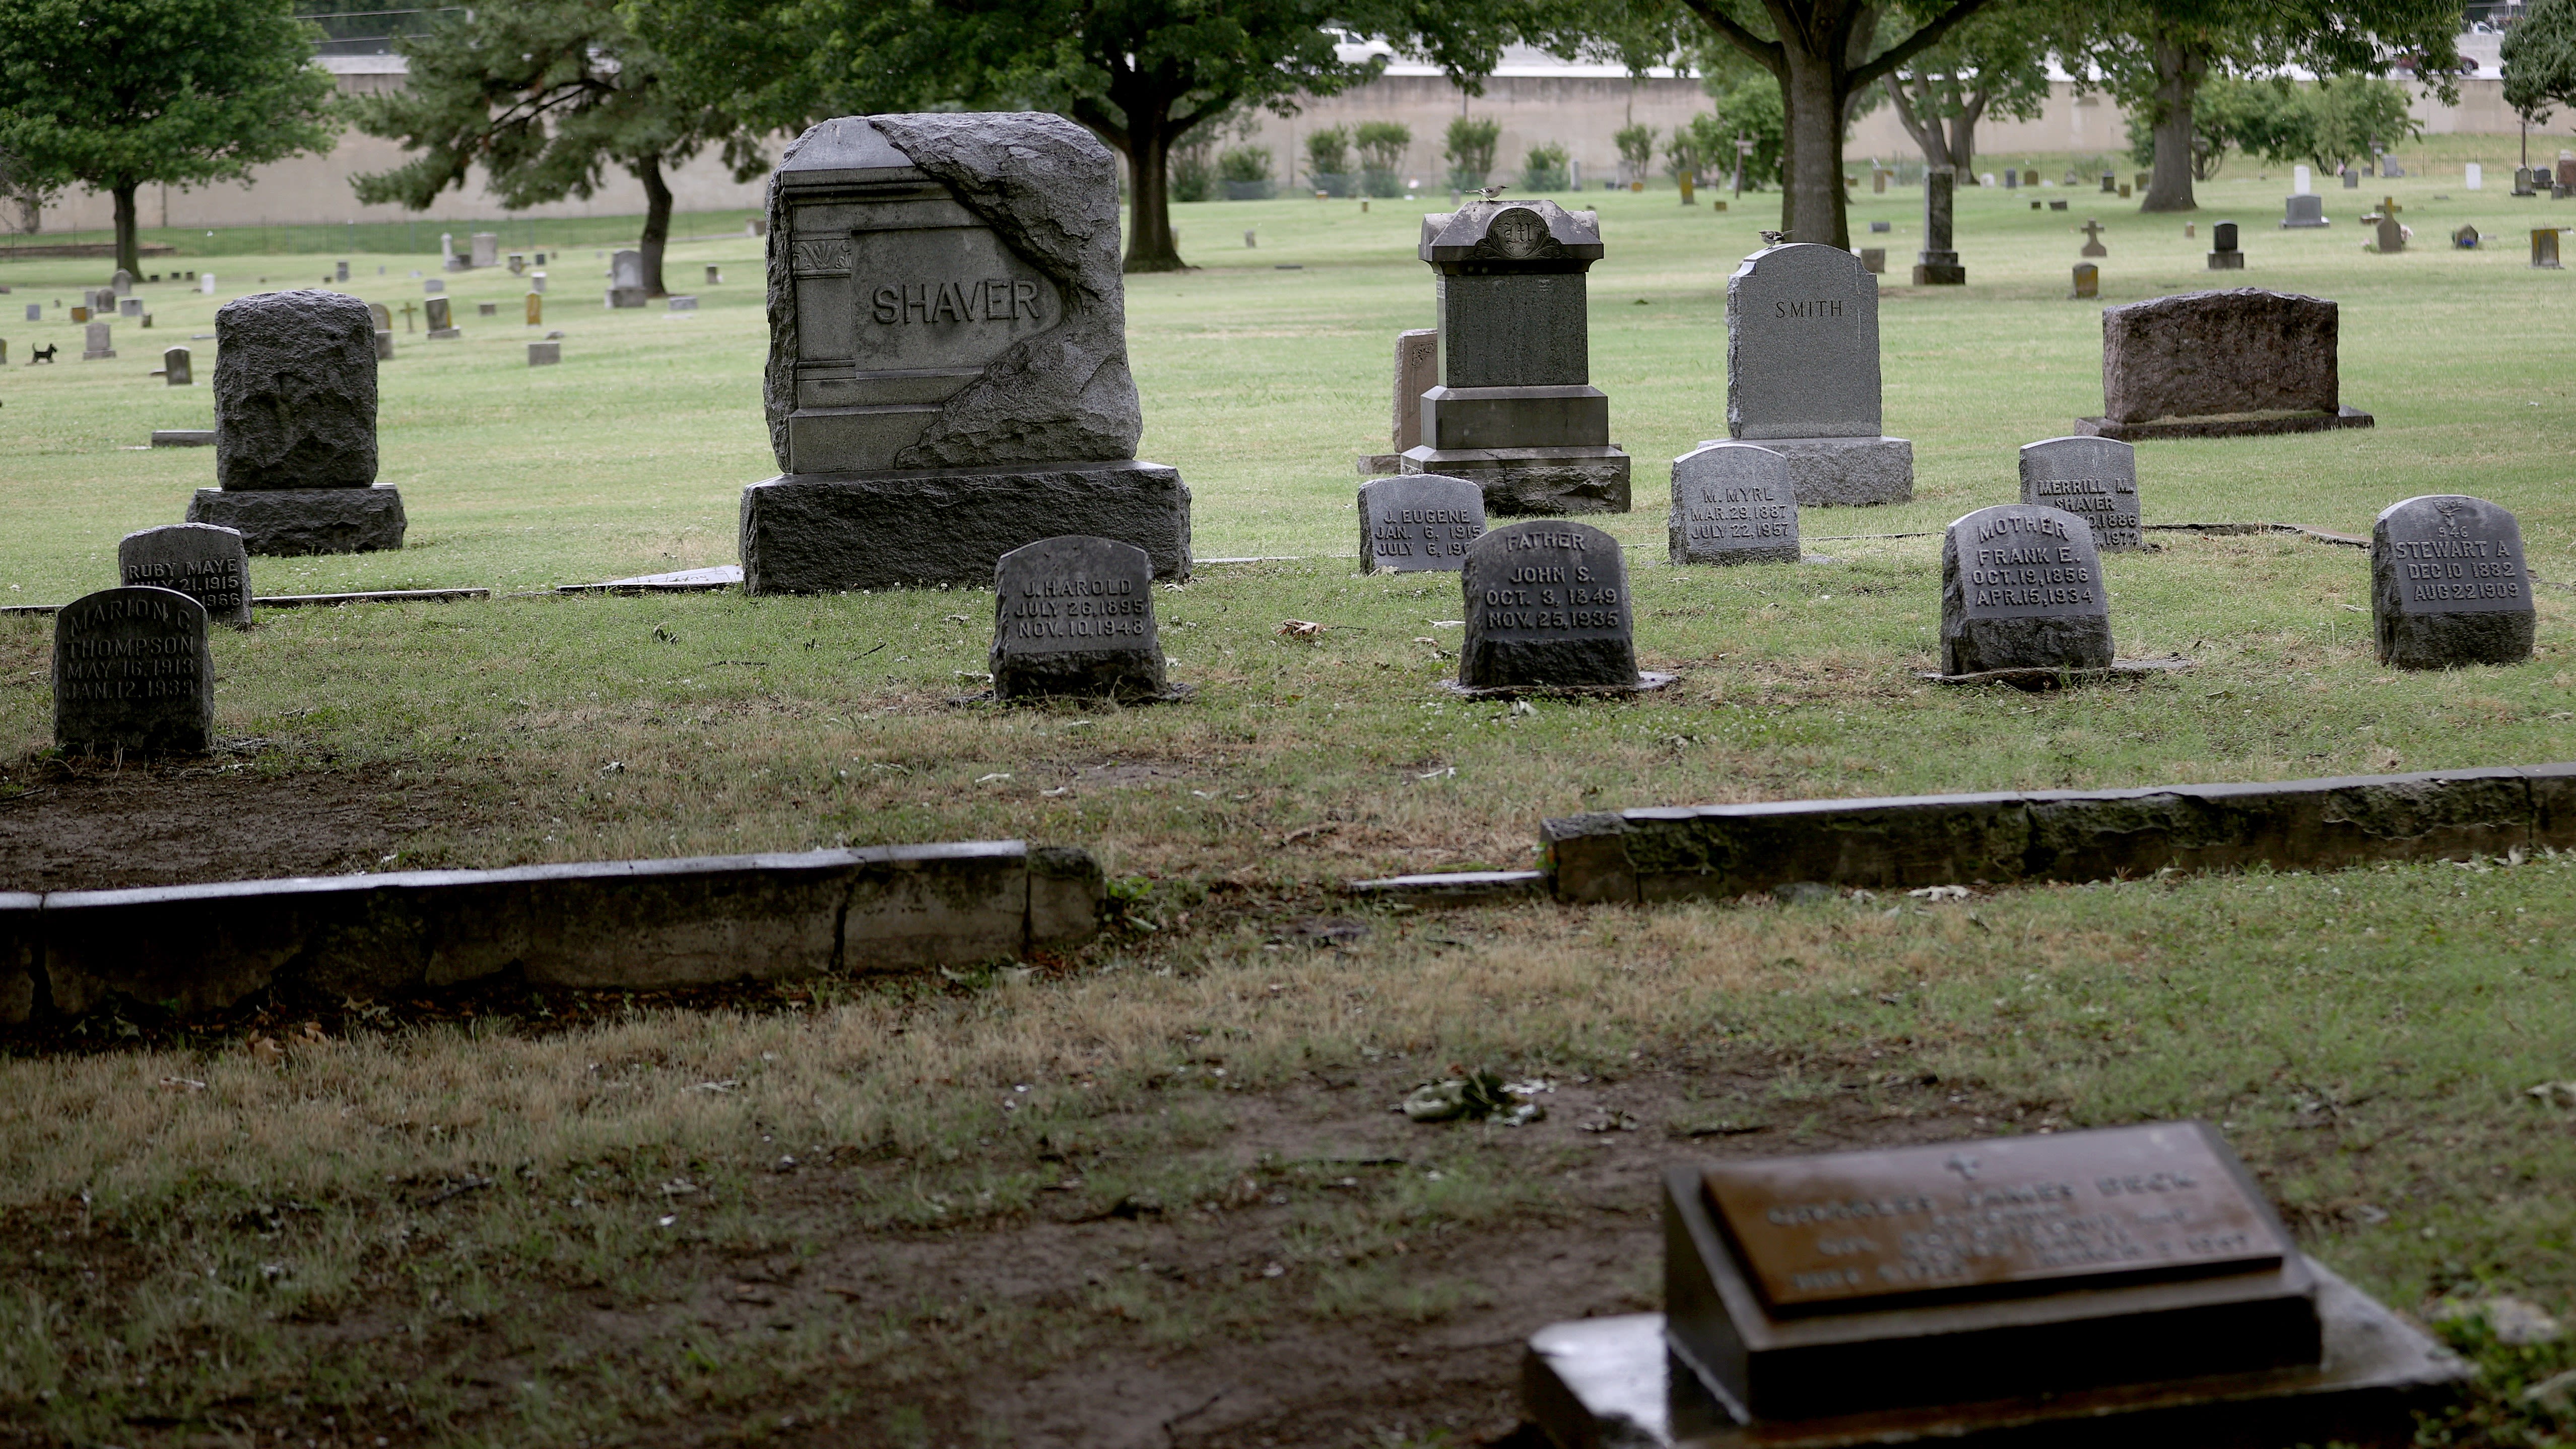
989,534,1168,700
53,585,215,755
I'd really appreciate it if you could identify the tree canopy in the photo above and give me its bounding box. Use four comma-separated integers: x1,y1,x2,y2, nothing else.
2503,0,2576,133
1880,4,2053,183
0,0,338,275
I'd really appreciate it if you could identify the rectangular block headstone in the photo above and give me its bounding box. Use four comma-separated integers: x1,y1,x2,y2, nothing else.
200,274,214,295
53,586,214,754
2467,162,2483,190
1858,247,1886,273
1459,521,1636,688
471,233,499,268
529,341,561,366
111,269,133,296
336,259,350,282
989,535,1165,699
1391,327,1437,451
119,297,142,317
1727,243,1880,439
1669,442,1797,565
525,293,543,325
2071,262,2099,297
706,264,722,285
2096,289,2342,426
424,278,443,294
2283,193,2327,228
476,301,497,317
2293,164,2312,193
1941,503,2113,675
2536,229,2563,269
22,304,35,322
425,297,455,336
1359,472,1485,573
374,330,394,361
2372,495,2535,669
82,321,112,359
607,248,647,307
118,523,250,627
667,295,697,311
214,290,379,489
162,346,190,385
2019,435,2139,550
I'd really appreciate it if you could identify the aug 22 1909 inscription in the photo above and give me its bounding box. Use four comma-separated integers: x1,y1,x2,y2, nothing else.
1702,1122,2287,1313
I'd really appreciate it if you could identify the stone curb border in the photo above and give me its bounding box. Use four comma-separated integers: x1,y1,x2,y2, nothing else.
1536,765,2576,904
0,840,1101,1026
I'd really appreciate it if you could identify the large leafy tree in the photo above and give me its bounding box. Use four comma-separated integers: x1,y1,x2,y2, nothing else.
0,0,337,276
1881,6,2052,183
627,0,1531,273
352,0,766,297
2503,0,2576,160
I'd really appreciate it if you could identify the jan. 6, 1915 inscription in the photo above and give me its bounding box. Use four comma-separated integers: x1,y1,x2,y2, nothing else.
1359,473,1485,574
1704,1122,2289,1313
2019,436,2139,551
53,585,215,754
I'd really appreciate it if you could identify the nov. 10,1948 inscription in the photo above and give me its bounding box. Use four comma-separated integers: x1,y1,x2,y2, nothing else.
1702,1122,2288,1313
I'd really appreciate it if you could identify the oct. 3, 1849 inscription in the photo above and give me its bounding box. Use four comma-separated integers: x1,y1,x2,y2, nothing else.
1703,1122,2290,1313
989,535,1169,701
53,585,215,755
1359,473,1485,573
1454,520,1670,693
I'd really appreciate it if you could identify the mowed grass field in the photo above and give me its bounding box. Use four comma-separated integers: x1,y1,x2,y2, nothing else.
0,166,2571,1448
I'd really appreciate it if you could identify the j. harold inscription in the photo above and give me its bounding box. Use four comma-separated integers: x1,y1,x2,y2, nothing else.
53,586,215,755
989,535,1168,700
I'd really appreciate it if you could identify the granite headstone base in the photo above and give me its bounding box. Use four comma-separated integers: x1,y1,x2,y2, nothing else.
2378,610,2536,670
186,487,407,556
1946,615,2115,676
2074,406,2373,441
1399,445,1631,516
739,460,1192,592
1701,436,1913,507
1910,260,1966,285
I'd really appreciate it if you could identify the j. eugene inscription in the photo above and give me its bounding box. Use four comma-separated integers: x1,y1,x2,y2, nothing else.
52,586,215,754
1704,1123,2288,1313
1359,473,1485,574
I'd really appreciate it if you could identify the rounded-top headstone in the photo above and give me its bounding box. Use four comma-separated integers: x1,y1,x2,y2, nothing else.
53,586,214,755
1940,504,2113,676
1669,442,1797,565
2018,436,2139,551
1359,473,1485,573
989,535,1165,700
2371,495,2534,669
1460,520,1636,688
214,289,378,490
118,523,251,627
1726,243,1882,441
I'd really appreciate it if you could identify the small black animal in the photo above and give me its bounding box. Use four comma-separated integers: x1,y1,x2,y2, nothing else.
29,344,54,364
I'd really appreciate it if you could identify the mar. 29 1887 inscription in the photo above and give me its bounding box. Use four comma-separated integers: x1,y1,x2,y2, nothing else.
1703,1123,2287,1313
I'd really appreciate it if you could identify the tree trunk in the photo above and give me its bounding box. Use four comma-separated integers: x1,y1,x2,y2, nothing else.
1885,76,1955,171
633,153,673,296
112,180,140,279
2141,34,2205,212
1779,49,1851,247
1124,123,1184,272
1949,92,1990,185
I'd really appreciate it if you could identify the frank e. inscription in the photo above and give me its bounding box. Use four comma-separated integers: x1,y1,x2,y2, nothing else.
989,535,1168,700
1940,503,2115,675
1358,473,1485,573
53,586,216,754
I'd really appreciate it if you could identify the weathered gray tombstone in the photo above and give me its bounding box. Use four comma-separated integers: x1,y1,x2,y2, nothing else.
739,113,1191,592
2454,224,2481,250
424,278,444,294
1456,520,1642,691
2372,495,2535,670
989,535,1167,700
425,297,457,337
335,259,350,283
1400,199,1630,515
2079,219,2108,257
110,269,133,296
2071,262,2100,298
2283,193,2328,228
606,249,646,308
1859,246,1886,274
509,253,526,275
22,303,36,322
366,301,391,331
667,294,697,311
705,264,721,285
2019,435,2139,551
2368,210,2406,253
2535,229,2562,269
1358,472,1484,573
118,297,142,317
187,290,405,555
82,320,112,360
529,341,561,366
1912,167,1965,285
162,345,190,385
1669,441,1798,565
1941,503,2113,676
1720,242,1913,506
373,330,394,360
118,523,251,627
470,233,498,269
476,301,497,317
2342,166,2361,188
1359,326,1439,473
53,586,214,755
530,271,547,295
2207,219,2244,269
2077,289,2371,440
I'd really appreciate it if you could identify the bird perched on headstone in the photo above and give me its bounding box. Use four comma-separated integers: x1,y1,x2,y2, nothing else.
1476,185,1510,201
1758,230,1789,247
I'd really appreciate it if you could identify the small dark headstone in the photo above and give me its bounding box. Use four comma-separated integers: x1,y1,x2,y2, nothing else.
2019,435,2139,550
1459,521,1637,689
2071,262,2099,298
989,535,1166,700
2536,229,2563,269
1669,442,1797,565
2047,199,2067,211
425,297,456,336
1869,220,1891,233
118,523,251,627
2207,219,2243,270
1359,473,1484,573
2372,495,2535,670
2454,224,2480,249
53,586,214,755
1941,503,2112,675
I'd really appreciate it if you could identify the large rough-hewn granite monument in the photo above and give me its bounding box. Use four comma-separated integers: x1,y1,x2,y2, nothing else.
1941,503,2114,676
739,113,1192,592
2076,289,2373,440
1721,243,1913,506
186,290,407,555
1400,199,1630,516
2373,495,2535,669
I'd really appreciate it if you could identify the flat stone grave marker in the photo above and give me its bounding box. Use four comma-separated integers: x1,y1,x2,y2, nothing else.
53,586,214,754
2019,435,2138,551
2080,289,2371,440
1723,243,1912,505
424,278,444,294
118,523,251,626
477,302,497,317
2536,229,2563,269
83,321,112,359
2373,495,2534,669
1358,472,1484,573
530,341,561,366
1455,520,1666,694
2047,198,2067,211
989,535,1169,700
1669,441,1797,565
426,297,456,337
668,295,697,311
1941,502,2112,676
162,345,190,385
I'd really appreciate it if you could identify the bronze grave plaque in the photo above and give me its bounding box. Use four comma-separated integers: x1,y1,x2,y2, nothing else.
1703,1121,2286,1314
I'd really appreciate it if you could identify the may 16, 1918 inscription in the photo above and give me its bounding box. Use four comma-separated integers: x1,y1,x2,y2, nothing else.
1456,520,1642,691
1359,473,1485,574
2019,435,2140,551
1702,1122,2289,1313
989,534,1168,701
2372,493,2536,669
1669,441,1798,565
118,523,252,627
53,585,215,755
1940,502,2115,675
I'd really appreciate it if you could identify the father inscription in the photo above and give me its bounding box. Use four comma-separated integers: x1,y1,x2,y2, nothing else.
118,523,251,627
1941,503,2113,675
1669,441,1798,565
1359,473,1484,573
53,587,214,755
1457,521,1639,690
2372,495,2535,669
989,535,1167,700
2018,435,2139,550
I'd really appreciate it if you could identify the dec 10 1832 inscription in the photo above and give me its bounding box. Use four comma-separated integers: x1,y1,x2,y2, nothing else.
2372,493,2536,669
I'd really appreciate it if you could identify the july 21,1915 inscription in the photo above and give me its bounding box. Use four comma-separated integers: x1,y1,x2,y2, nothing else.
1358,473,1485,573
989,535,1169,700
2018,435,2140,551
118,523,252,627
1940,502,2115,675
2372,494,2536,669
53,585,215,754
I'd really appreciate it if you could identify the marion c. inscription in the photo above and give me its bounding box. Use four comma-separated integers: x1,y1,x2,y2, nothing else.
53,585,215,754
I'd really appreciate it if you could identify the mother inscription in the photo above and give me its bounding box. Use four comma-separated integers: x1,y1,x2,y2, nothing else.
1359,473,1484,573
53,586,214,754
1941,503,2113,675
1458,520,1638,690
2372,495,2534,669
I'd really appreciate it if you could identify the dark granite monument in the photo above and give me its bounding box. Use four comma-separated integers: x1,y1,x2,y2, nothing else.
1911,167,1964,285
1456,520,1658,693
989,535,1167,700
1941,503,2113,676
1400,198,1630,515
739,113,1192,592
118,523,251,627
2206,219,2244,269
2372,495,2535,670
187,290,406,555
161,345,190,385
1669,442,1798,565
1359,473,1484,573
53,586,214,755
2076,289,2372,440
2018,435,2139,551
1721,243,1913,506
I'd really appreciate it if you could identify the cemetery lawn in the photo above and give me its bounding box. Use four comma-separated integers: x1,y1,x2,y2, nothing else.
2,173,2574,1445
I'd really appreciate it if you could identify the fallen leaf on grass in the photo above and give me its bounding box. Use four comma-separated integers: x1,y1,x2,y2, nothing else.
1277,619,1327,638
159,1077,207,1092
1909,885,1972,902
2528,1081,2576,1108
